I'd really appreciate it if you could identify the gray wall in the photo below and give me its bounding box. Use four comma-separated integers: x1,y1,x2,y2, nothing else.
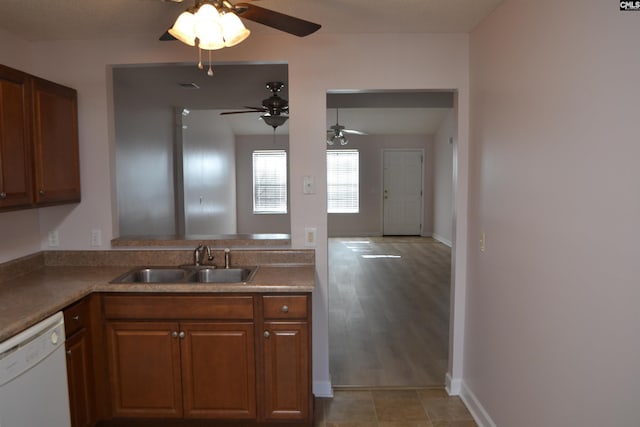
114,86,176,236
183,110,237,235
235,134,290,234
327,134,435,237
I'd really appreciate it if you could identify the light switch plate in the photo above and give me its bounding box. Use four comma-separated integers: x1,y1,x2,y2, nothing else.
304,227,317,246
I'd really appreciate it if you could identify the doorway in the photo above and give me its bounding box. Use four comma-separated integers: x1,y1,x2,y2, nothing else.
383,149,424,235
326,90,456,389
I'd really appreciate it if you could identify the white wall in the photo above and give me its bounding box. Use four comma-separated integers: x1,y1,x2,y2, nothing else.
466,1,640,425
433,110,455,245
0,32,470,397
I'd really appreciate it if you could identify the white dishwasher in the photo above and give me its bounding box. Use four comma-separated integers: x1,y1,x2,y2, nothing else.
0,311,72,427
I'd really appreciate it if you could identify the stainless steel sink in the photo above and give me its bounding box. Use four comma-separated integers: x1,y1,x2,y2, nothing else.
195,268,256,283
111,266,257,284
112,268,191,283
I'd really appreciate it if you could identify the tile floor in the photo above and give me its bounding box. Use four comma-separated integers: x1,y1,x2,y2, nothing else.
314,389,477,427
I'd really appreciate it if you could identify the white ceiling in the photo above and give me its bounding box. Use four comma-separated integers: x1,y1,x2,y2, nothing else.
1,0,503,136
0,0,503,42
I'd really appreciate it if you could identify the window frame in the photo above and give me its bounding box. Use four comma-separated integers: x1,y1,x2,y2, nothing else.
252,149,288,214
326,149,360,214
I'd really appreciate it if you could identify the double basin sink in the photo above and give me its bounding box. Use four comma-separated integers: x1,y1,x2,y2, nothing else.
111,266,257,284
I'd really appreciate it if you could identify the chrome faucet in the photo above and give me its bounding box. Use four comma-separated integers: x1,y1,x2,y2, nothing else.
193,244,214,267
224,248,231,269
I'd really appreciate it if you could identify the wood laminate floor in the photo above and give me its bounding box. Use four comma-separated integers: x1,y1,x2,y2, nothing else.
329,237,451,387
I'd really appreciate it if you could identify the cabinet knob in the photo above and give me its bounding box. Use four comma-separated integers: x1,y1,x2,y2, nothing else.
263,331,270,338
72,315,80,321
171,331,178,338
178,331,185,339
0,192,6,199
39,189,45,196
66,350,72,356
281,305,289,313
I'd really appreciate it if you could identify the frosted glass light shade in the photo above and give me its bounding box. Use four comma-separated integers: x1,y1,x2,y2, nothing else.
169,11,196,46
220,12,251,47
194,3,225,50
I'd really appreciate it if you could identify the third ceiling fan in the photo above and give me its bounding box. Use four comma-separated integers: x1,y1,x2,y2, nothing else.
327,108,366,145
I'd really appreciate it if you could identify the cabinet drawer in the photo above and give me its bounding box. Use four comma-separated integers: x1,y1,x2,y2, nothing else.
103,295,254,320
263,295,308,319
64,297,90,337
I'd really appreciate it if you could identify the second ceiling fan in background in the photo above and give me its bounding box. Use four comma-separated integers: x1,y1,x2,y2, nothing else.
327,108,366,146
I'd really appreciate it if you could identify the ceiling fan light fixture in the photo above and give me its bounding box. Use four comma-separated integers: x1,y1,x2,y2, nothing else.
194,4,225,50
220,12,251,47
261,114,288,129
170,2,253,75
168,10,197,46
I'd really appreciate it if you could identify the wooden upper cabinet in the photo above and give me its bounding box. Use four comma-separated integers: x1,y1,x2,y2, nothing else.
31,76,80,205
0,65,33,209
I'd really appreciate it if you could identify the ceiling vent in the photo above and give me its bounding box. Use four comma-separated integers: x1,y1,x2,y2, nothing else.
178,82,200,89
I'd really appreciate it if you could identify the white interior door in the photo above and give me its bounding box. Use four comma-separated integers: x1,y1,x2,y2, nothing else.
383,149,423,235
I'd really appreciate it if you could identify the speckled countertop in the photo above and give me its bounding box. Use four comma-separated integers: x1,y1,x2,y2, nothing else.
0,249,315,342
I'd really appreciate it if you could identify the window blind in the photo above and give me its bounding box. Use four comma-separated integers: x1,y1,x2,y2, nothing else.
253,150,287,214
327,149,359,213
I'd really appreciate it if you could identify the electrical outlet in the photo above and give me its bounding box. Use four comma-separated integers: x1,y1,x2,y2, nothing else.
304,227,317,246
48,230,59,247
303,176,315,194
90,229,102,247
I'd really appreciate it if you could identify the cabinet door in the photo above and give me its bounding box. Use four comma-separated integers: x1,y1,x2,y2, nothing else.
262,321,311,421
0,65,33,209
31,77,80,205
65,331,96,427
181,322,256,419
106,321,183,418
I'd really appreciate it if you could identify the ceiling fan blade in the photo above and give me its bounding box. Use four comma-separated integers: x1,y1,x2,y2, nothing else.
343,129,368,135
159,30,176,41
235,3,321,37
221,110,264,115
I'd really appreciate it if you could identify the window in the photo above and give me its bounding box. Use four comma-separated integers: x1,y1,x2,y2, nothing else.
253,150,287,214
327,149,359,213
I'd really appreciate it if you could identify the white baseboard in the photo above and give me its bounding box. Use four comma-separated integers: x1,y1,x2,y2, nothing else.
460,381,497,427
445,373,461,395
313,381,334,398
432,233,452,247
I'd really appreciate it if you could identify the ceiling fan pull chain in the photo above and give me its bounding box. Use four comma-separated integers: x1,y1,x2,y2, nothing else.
207,50,214,76
197,46,203,70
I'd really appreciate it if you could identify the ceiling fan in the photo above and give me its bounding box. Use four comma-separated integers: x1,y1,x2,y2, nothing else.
221,81,289,129
327,108,367,145
159,0,321,41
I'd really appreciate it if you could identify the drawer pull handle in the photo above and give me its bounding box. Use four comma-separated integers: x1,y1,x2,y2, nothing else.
73,315,80,321
39,189,45,196
281,305,289,313
264,331,270,338
0,192,6,199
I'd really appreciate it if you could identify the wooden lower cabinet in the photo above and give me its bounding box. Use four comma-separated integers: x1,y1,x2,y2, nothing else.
263,321,310,421
64,297,97,427
101,293,311,426
181,322,256,419
106,321,183,418
106,321,256,419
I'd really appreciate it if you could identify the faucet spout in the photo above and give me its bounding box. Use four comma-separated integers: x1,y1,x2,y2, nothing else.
193,244,214,267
